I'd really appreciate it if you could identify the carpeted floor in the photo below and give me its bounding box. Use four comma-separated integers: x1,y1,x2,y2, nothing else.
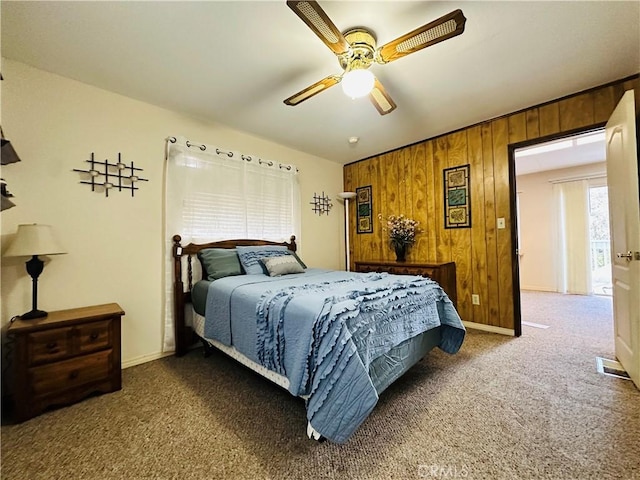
2,291,639,480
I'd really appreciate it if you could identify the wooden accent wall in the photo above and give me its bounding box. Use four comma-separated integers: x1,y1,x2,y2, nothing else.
344,76,639,331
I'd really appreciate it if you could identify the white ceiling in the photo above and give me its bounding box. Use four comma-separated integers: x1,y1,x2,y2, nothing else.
2,1,638,165
515,130,606,176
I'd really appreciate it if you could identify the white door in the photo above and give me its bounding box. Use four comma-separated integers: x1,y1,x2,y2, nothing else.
606,90,640,389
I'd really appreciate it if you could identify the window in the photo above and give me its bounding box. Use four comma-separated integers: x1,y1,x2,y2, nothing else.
168,144,300,243
588,185,612,295
163,138,301,351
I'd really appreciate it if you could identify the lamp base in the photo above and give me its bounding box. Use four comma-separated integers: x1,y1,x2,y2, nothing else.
20,309,48,320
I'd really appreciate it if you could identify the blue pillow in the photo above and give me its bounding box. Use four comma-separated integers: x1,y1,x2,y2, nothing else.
197,248,243,280
236,245,293,275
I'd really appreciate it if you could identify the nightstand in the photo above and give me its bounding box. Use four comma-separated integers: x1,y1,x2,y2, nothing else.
7,303,124,422
355,260,457,307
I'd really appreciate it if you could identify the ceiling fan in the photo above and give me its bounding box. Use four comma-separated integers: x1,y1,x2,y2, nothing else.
283,1,466,115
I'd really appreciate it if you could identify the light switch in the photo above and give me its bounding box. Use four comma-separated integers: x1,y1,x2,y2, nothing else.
497,217,506,229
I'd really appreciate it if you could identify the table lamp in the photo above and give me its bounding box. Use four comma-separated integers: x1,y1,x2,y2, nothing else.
3,224,67,319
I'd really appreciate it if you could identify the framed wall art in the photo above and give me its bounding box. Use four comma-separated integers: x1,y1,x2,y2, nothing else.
444,164,471,229
356,185,373,234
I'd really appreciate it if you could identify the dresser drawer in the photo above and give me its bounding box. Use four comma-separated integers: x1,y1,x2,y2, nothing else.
28,350,113,396
28,327,73,365
357,264,437,277
355,261,457,307
390,266,437,277
77,320,112,353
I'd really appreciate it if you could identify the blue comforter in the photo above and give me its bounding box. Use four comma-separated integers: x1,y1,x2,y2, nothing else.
204,269,465,443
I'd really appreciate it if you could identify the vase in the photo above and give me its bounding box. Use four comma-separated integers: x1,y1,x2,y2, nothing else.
394,244,407,262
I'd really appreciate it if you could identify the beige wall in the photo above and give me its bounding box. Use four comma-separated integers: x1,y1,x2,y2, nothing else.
516,162,607,292
0,59,345,367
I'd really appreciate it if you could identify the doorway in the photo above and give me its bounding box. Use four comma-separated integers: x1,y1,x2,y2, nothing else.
514,129,610,296
512,128,614,337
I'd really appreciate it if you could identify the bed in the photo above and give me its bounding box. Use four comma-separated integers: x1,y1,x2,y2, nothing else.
172,234,465,443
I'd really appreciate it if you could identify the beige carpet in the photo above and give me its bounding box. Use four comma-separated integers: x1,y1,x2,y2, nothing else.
2,291,639,480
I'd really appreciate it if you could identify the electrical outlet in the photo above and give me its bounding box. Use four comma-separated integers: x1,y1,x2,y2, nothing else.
472,294,480,305
497,217,506,229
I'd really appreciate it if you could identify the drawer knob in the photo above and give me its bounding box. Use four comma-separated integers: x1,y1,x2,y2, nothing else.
69,370,80,380
46,342,58,351
89,332,99,341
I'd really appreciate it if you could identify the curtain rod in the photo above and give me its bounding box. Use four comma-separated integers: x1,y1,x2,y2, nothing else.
548,172,606,184
166,136,298,172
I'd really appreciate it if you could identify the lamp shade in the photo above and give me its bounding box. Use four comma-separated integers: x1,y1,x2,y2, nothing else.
341,70,375,99
337,192,356,200
3,224,67,257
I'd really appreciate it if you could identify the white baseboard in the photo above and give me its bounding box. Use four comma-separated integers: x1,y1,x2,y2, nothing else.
463,321,515,336
122,351,173,369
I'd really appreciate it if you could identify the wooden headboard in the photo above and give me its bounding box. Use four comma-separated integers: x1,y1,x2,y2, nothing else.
171,234,297,356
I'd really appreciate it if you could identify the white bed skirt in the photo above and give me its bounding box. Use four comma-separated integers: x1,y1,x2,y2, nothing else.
191,311,322,440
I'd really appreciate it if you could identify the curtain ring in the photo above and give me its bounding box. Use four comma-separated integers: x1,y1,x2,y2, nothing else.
216,148,233,158
187,141,206,151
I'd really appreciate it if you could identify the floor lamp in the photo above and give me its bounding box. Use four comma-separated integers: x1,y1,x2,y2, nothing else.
337,192,356,271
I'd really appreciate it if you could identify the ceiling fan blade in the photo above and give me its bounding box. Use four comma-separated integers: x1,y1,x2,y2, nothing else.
377,9,466,64
287,1,350,55
369,77,397,115
284,75,341,106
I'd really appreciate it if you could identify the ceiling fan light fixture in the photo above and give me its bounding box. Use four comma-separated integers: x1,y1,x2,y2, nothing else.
285,2,466,114
341,69,375,99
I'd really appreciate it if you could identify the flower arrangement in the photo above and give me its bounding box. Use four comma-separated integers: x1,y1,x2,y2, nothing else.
379,214,420,261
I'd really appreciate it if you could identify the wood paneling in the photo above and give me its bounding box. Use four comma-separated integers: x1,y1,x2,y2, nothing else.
481,122,500,323
491,117,513,329
446,131,472,322
593,86,618,123
344,76,639,330
409,143,429,260
559,93,594,131
508,112,527,144
468,125,487,325
424,141,438,262
538,103,560,137
525,109,540,139
433,137,451,263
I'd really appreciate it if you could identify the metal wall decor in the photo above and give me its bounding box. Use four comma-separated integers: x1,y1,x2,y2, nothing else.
1,126,21,211
310,192,333,215
356,185,373,233
444,164,471,228
1,178,15,211
74,152,148,197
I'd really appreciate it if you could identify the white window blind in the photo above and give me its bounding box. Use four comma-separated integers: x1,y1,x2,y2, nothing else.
163,137,301,351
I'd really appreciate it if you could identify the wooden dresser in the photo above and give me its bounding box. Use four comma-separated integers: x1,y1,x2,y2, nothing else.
354,261,457,307
7,303,124,422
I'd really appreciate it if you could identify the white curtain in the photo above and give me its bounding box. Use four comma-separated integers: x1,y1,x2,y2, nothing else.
162,136,301,352
553,179,591,294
